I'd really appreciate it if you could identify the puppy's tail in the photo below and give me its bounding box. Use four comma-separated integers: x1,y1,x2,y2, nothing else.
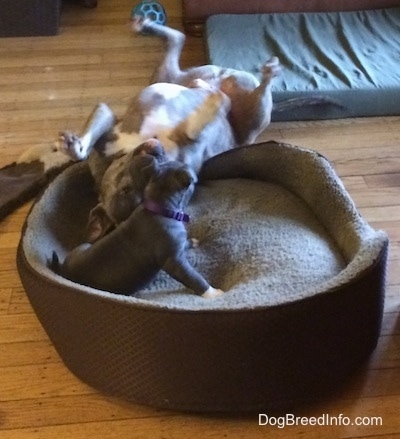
48,251,61,274
273,95,345,113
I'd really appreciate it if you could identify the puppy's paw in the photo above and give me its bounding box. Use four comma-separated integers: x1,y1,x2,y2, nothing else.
202,286,225,299
188,238,199,248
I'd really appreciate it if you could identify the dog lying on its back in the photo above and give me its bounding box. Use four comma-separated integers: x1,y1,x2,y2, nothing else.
57,18,282,173
50,144,224,299
54,20,282,240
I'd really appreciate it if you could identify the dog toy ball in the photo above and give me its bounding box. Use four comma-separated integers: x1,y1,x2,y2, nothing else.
132,1,166,25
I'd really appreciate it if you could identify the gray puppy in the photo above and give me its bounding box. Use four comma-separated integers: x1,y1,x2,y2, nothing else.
51,156,224,299
86,137,168,242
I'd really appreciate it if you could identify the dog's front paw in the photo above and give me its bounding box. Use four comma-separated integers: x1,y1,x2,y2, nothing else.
58,131,85,160
202,286,225,299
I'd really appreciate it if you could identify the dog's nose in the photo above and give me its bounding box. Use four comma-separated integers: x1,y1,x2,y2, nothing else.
143,138,161,150
139,138,165,157
134,139,167,163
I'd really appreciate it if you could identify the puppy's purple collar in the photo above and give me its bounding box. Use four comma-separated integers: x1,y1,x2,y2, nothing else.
143,199,190,223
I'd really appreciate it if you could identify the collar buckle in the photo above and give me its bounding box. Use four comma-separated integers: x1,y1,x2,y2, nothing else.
143,199,190,223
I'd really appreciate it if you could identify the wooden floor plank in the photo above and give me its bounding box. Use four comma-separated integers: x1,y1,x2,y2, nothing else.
0,340,60,368
8,287,34,315
0,289,12,315
0,314,49,344
0,394,175,431
365,173,400,188
0,363,94,402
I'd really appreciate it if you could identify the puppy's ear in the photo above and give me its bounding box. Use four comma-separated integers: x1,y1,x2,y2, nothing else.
129,155,159,178
175,168,197,188
86,204,115,242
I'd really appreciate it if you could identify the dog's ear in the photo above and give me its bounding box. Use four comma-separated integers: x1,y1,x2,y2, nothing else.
86,204,115,242
175,168,197,188
129,156,160,179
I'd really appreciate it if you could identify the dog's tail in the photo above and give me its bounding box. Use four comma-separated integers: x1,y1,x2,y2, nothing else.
48,251,61,274
273,95,345,113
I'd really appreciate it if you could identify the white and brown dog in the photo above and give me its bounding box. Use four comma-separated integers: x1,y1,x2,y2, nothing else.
59,18,281,164
56,19,281,230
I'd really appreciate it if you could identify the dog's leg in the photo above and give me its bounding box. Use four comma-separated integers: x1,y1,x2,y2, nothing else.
58,103,116,161
163,254,224,298
227,57,281,145
132,16,185,84
50,243,91,275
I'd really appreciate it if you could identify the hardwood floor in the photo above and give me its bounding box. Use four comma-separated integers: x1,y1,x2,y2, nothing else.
0,1,399,437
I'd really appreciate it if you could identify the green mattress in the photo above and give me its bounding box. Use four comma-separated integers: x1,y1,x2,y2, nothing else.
205,8,400,120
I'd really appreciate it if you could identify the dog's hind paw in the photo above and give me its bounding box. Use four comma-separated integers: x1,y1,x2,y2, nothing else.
202,286,225,299
261,56,281,82
131,15,154,34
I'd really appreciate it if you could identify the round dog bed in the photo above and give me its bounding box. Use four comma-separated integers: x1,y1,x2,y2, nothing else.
17,141,388,412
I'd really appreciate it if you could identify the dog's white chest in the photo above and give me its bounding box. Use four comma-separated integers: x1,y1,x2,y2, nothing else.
104,125,144,156
139,107,174,139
